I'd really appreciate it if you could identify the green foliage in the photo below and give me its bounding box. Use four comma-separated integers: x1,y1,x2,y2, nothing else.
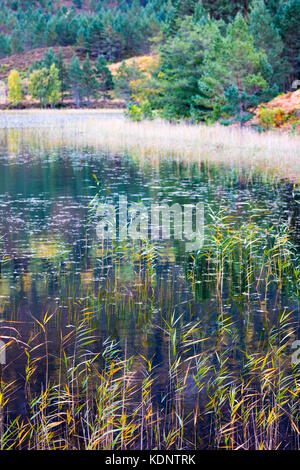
125,103,143,121
126,99,155,121
196,13,271,124
10,28,23,54
94,55,114,100
8,69,22,105
31,48,69,100
83,17,104,58
0,32,11,58
43,48,57,69
156,17,216,119
56,50,69,100
275,0,300,86
0,0,297,119
248,0,288,88
258,107,288,129
28,63,61,106
140,99,154,119
68,53,115,105
163,0,201,37
258,107,276,129
114,61,145,103
81,54,98,103
203,0,244,20
73,0,83,8
68,55,83,107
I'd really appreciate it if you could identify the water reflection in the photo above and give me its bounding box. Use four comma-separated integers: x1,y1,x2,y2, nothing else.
0,127,300,430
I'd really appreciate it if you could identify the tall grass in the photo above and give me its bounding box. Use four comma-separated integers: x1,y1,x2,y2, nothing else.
1,216,300,449
0,111,299,182
1,111,300,449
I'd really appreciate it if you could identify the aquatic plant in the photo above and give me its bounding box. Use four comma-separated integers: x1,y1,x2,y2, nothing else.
1,215,300,449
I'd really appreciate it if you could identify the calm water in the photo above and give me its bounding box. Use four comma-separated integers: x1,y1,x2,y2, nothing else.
0,117,300,419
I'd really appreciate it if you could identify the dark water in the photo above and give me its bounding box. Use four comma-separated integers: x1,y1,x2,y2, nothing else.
0,124,300,418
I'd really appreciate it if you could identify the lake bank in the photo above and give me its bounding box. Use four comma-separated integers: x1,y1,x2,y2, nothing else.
1,109,299,182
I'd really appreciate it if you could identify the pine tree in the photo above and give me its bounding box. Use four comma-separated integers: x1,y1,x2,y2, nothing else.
56,50,69,101
83,17,104,57
10,29,23,54
182,0,199,15
68,55,83,107
94,55,114,101
102,25,124,62
81,54,98,103
43,48,56,69
163,0,199,38
196,13,271,124
275,0,300,86
47,63,61,106
266,0,281,16
0,33,11,58
193,1,208,23
8,69,22,106
33,14,48,48
248,0,288,89
89,0,97,10
114,60,145,103
55,15,72,47
203,0,247,20
44,21,57,46
157,17,216,118
76,29,86,54
73,0,82,8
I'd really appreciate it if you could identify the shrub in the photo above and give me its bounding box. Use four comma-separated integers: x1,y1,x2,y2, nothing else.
125,103,143,121
140,100,154,120
258,107,275,129
126,100,154,121
258,107,288,129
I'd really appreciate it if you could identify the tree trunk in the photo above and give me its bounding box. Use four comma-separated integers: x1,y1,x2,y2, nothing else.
240,100,245,127
74,90,80,108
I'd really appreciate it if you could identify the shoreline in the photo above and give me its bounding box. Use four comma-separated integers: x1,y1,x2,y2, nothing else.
0,102,126,111
0,111,299,183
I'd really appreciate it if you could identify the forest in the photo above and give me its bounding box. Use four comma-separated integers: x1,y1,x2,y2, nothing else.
0,0,299,126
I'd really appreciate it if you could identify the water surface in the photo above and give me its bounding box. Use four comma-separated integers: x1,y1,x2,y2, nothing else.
0,114,299,423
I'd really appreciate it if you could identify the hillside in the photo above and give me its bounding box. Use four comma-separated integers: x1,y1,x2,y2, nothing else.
0,46,157,81
109,54,159,76
0,47,76,81
0,1,163,65
251,89,300,130
0,47,158,108
0,1,298,123
54,0,91,11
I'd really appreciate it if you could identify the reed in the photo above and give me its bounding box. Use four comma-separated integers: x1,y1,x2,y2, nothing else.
1,214,300,449
0,111,300,182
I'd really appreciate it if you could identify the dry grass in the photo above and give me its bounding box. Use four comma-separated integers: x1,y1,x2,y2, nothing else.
0,47,157,81
108,54,159,76
1,110,298,182
0,47,76,80
1,111,300,449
